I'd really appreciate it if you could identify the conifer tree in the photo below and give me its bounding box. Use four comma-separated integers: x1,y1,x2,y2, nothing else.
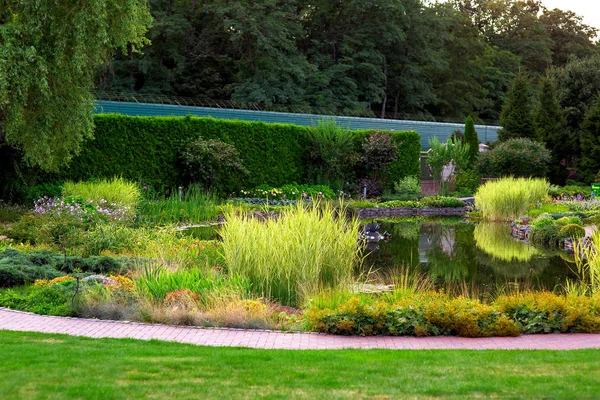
499,72,536,141
535,77,569,184
463,116,479,167
579,93,600,183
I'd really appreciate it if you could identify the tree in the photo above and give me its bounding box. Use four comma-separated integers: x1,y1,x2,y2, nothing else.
427,137,470,195
214,0,314,107
540,8,598,68
551,55,600,136
534,77,569,184
0,0,152,171
579,94,600,184
464,116,480,167
499,72,536,140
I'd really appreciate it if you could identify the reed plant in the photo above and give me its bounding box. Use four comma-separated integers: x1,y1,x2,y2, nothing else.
220,202,362,306
574,231,600,294
135,265,250,306
474,177,549,221
138,186,220,225
62,177,141,211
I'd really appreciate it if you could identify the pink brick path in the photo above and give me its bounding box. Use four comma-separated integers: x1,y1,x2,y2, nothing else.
1,307,600,350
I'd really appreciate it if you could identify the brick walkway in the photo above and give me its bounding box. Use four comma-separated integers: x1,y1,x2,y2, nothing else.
1,308,600,350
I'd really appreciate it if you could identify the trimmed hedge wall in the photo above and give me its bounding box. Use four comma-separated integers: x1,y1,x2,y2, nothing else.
1,114,420,198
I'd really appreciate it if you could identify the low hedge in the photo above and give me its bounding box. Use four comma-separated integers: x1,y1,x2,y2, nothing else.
305,291,600,337
0,115,421,200
378,196,465,209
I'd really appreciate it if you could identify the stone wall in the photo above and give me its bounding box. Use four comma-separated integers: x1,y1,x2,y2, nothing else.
357,207,467,219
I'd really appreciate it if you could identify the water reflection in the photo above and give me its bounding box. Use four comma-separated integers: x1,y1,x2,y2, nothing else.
473,223,540,262
364,219,578,290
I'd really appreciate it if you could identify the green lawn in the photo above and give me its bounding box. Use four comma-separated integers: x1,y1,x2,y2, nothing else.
1,330,599,399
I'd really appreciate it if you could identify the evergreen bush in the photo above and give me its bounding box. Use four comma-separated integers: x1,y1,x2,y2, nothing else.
499,71,536,141
475,138,550,178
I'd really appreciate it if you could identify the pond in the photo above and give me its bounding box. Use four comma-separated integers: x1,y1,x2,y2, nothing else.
183,218,579,294
363,218,579,293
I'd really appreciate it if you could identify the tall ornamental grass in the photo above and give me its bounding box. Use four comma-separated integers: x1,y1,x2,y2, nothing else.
574,231,600,294
138,186,219,225
62,177,141,210
135,266,250,306
474,177,549,221
220,202,362,306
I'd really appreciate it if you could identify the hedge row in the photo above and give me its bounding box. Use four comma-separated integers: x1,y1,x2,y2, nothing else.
1,115,421,199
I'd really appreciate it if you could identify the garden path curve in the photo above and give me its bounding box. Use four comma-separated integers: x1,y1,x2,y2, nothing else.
1,308,600,350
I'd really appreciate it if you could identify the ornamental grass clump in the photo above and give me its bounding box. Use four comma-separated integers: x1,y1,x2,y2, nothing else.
574,231,600,294
220,202,362,307
62,177,141,217
474,177,549,221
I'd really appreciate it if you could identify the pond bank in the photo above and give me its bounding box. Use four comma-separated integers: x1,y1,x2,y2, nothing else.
357,207,467,219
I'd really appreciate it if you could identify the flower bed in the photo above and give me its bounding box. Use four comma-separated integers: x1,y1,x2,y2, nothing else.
305,291,600,337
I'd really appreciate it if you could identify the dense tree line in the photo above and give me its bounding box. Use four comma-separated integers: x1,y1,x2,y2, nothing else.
96,0,598,123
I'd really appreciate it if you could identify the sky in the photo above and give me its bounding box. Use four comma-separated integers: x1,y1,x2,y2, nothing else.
541,0,600,30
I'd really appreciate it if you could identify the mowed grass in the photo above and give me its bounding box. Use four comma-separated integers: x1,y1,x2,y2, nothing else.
1,331,599,399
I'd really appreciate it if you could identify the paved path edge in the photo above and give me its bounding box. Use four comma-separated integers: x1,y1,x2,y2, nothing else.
1,307,600,350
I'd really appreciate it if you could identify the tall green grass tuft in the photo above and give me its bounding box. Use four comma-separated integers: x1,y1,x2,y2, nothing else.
62,177,141,210
135,266,250,306
220,202,362,306
574,231,600,294
138,186,219,225
474,177,549,221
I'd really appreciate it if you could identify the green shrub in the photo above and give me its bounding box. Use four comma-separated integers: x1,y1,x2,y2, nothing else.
240,184,336,200
180,137,248,194
62,177,141,212
393,176,421,200
7,213,88,246
0,202,27,223
0,264,64,287
559,224,586,239
0,249,126,287
453,169,480,195
475,138,551,178
474,177,549,221
22,183,63,205
530,216,555,228
0,285,75,316
549,185,591,199
221,203,362,306
464,116,479,168
530,224,561,247
555,216,583,227
305,290,600,337
307,119,359,189
360,131,399,190
378,200,424,208
420,196,465,208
